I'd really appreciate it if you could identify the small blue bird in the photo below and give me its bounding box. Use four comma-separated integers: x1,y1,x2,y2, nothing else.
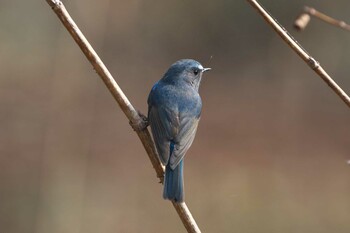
148,59,211,203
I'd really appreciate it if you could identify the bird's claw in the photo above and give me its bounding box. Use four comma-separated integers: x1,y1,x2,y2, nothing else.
130,111,149,132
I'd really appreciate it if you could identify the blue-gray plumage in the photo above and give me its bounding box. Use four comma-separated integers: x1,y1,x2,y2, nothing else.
147,59,210,203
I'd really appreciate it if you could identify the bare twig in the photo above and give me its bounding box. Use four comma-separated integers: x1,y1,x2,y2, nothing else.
246,0,350,108
294,6,350,32
45,1,201,232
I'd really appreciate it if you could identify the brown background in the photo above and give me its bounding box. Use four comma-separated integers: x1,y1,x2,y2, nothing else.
0,0,349,233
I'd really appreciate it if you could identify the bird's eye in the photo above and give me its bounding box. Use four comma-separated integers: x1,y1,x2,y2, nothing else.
193,69,199,75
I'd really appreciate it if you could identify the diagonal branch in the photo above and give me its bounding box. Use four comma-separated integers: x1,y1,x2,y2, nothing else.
45,1,201,232
294,6,350,32
246,0,350,108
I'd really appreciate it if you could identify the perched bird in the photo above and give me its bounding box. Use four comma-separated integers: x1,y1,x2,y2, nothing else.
147,59,211,203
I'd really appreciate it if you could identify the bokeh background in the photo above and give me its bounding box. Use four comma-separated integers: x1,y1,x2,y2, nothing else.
1,0,349,232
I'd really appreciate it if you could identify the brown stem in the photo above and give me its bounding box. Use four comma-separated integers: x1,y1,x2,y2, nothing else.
246,0,350,108
45,0,201,232
294,6,350,32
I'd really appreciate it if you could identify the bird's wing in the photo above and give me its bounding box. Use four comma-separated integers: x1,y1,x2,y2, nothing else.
169,115,200,169
148,105,179,165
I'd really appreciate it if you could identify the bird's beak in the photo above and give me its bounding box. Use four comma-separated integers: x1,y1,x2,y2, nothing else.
202,68,211,72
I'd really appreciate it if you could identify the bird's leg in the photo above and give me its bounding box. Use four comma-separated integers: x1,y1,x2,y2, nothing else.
129,110,149,132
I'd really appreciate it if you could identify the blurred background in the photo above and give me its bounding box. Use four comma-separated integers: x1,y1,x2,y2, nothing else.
0,0,349,232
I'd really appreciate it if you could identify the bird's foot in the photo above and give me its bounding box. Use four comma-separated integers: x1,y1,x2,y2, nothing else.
129,111,149,132
159,174,164,184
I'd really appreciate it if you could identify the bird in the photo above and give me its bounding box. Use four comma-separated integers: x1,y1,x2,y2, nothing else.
147,59,211,203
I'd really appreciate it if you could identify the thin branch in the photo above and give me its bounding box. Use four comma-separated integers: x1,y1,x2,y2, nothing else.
45,1,201,232
294,6,350,32
246,0,350,108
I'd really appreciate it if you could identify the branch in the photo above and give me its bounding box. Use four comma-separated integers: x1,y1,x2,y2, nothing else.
45,1,201,232
294,6,350,32
246,0,350,108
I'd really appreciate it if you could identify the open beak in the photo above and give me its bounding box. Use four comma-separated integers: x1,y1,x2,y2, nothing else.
202,68,211,72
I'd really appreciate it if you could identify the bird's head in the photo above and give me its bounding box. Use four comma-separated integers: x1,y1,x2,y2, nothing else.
162,59,211,91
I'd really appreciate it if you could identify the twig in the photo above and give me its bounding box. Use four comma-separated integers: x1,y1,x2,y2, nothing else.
45,1,201,232
246,0,350,108
294,6,350,32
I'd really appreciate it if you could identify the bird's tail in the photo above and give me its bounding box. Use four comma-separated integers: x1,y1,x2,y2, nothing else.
163,159,184,203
